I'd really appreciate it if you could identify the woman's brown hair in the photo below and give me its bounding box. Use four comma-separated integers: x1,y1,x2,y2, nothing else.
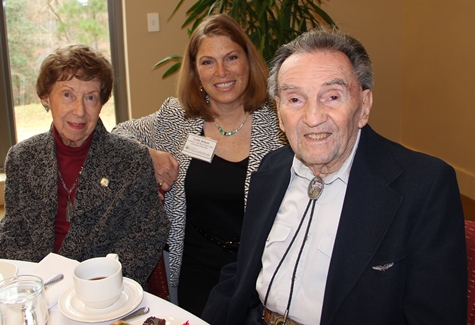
177,14,269,121
36,44,113,105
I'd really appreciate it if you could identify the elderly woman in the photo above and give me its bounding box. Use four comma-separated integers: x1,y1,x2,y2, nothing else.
112,14,287,315
0,44,170,286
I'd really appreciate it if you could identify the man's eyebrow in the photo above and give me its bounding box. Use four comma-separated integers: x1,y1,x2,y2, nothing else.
279,78,348,91
278,84,298,91
323,78,348,87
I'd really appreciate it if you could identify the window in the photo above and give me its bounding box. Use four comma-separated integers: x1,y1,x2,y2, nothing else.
0,0,128,171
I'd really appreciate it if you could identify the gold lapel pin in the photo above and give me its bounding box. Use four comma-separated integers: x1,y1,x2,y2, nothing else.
100,178,109,187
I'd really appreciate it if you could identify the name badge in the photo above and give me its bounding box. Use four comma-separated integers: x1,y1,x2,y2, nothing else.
181,134,217,163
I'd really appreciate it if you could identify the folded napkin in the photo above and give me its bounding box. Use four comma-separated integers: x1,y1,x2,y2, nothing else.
29,253,79,308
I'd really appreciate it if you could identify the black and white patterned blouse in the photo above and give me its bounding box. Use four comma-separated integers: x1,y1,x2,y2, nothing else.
112,97,287,286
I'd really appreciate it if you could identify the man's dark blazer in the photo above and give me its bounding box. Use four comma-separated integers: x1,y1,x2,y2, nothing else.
202,125,467,325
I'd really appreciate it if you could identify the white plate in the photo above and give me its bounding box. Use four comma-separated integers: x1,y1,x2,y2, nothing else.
58,277,143,323
0,260,18,281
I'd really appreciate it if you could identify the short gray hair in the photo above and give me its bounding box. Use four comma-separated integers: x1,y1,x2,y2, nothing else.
268,27,373,98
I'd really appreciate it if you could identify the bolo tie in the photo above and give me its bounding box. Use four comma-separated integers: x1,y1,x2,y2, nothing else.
262,176,324,325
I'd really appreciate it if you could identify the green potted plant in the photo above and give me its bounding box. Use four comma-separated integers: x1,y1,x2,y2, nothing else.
153,0,337,78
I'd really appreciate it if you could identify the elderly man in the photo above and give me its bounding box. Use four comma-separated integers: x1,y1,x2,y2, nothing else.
201,27,467,325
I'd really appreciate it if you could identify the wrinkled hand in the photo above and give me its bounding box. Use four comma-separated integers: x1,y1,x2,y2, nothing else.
148,148,178,200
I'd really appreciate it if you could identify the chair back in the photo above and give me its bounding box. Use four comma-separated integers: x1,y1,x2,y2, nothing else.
146,190,170,300
465,220,475,324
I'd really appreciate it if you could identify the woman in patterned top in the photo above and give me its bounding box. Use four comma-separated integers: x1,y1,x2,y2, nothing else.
112,14,287,316
0,44,170,286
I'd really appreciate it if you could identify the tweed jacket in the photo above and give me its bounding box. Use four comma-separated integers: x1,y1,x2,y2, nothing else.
202,125,467,325
0,119,170,286
112,96,287,286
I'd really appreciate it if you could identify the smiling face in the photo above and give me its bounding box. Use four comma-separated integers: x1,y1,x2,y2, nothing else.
276,50,373,176
196,35,250,110
42,77,102,147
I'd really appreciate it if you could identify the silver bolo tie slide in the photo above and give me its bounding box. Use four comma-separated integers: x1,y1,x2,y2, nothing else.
308,175,324,200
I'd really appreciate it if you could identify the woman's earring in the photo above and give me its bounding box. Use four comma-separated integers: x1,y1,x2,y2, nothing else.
43,104,50,112
200,85,210,104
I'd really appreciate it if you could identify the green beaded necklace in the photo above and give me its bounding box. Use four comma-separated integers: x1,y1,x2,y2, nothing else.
214,113,250,136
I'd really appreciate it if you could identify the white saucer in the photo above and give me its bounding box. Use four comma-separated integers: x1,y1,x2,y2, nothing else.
58,277,143,322
0,260,18,281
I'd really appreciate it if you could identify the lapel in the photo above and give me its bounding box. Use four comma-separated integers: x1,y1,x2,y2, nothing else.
30,130,58,206
29,129,59,244
321,126,403,324
239,147,294,273
72,120,113,219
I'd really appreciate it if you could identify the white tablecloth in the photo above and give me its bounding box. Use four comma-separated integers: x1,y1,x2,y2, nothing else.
2,259,209,325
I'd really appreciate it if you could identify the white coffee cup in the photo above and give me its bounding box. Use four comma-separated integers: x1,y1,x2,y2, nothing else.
73,253,123,309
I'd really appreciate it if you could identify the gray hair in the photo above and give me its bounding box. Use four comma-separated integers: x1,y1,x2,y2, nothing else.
268,27,373,98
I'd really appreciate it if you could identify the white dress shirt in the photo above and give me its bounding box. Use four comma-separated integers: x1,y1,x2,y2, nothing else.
256,131,361,324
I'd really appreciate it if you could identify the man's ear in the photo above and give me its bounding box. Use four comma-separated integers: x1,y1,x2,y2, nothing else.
358,89,373,128
275,96,285,132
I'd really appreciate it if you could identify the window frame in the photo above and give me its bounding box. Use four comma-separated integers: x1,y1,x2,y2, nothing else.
0,0,129,172
0,1,16,172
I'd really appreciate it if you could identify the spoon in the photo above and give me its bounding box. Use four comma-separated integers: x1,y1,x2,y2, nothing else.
121,306,150,321
43,273,64,287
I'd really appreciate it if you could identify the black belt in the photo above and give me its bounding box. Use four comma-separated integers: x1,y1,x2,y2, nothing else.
194,226,240,253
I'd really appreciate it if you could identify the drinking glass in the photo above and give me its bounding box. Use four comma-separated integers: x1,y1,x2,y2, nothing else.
0,275,49,325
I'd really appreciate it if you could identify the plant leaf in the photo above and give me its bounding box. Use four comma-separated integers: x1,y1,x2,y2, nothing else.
155,0,338,78
152,55,183,70
168,0,186,21
162,62,182,79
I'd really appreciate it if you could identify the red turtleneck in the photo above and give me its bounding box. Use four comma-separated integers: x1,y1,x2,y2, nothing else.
53,127,93,253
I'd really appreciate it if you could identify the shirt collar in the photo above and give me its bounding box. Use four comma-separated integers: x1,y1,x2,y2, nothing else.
291,129,361,185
